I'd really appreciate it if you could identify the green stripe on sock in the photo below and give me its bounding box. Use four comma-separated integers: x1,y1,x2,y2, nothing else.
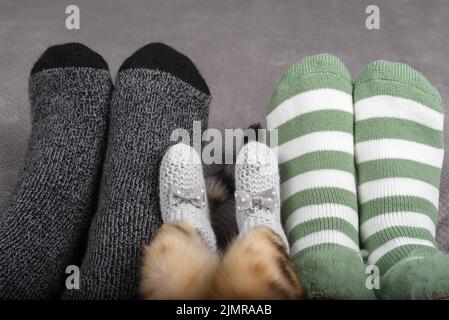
288,217,359,245
354,80,442,112
291,243,361,262
359,196,438,224
363,227,436,251
282,188,357,221
269,76,352,113
277,110,353,145
355,118,443,148
280,151,355,183
357,159,441,187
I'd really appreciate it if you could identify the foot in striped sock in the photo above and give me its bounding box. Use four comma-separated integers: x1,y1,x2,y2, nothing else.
354,60,449,299
267,54,375,299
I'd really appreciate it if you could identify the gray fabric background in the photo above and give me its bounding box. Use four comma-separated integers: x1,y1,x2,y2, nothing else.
0,0,448,252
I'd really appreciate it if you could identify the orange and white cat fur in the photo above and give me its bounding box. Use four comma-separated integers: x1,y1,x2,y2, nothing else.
140,221,302,299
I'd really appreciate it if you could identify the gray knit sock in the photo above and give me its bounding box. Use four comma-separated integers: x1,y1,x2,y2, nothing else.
62,43,211,299
0,43,112,299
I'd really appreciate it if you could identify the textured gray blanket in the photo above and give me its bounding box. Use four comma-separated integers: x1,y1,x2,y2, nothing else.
0,0,448,252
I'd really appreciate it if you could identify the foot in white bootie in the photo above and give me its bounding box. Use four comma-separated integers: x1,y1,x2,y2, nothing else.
234,141,288,250
159,143,216,251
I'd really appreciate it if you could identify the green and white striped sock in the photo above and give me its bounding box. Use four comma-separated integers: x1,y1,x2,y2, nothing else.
267,54,375,299
354,60,449,300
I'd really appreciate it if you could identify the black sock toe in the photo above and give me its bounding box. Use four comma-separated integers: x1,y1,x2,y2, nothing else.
31,43,109,75
118,42,210,95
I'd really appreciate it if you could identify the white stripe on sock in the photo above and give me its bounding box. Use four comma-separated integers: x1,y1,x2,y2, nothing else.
290,230,360,256
355,139,444,168
280,169,356,202
358,177,440,209
360,212,436,242
368,237,435,265
284,204,359,234
274,131,354,164
355,95,444,131
267,89,353,129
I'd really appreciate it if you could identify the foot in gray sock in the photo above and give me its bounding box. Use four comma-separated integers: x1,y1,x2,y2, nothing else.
62,43,211,299
0,43,112,299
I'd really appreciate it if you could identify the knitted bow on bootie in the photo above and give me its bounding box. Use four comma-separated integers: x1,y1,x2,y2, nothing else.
235,188,278,212
169,185,205,208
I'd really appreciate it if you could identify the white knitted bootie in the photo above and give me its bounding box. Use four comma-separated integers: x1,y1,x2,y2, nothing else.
159,143,216,251
234,141,289,250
